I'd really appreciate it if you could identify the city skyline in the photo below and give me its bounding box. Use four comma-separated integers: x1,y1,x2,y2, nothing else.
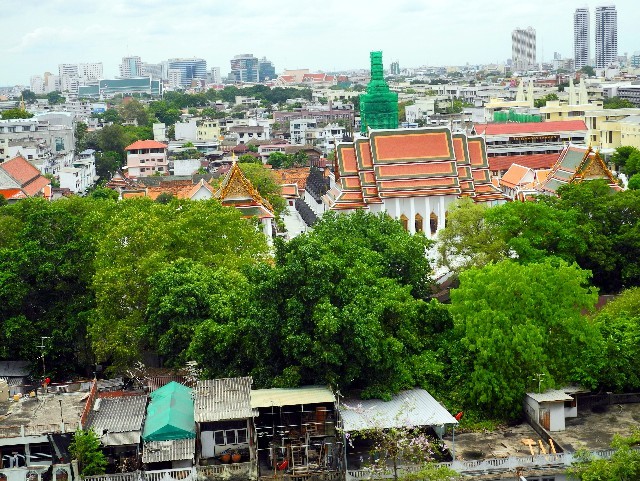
2,0,637,86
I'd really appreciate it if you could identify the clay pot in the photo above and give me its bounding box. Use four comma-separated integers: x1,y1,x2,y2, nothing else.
220,454,231,463
231,453,242,463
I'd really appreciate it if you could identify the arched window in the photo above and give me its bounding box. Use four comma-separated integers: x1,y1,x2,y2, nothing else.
399,214,409,231
430,212,438,235
415,213,423,232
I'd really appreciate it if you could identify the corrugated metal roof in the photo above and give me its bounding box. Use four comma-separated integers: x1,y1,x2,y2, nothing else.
340,389,457,432
142,438,195,463
251,386,335,409
102,431,141,447
86,395,147,436
0,361,30,377
194,377,252,423
527,390,573,403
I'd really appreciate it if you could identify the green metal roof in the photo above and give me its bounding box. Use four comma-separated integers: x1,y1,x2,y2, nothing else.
142,382,195,441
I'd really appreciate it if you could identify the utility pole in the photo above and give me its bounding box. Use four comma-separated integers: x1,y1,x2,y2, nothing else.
38,337,51,378
532,373,546,393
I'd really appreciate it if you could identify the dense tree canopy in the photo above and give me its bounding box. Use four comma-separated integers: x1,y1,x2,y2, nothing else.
450,259,601,418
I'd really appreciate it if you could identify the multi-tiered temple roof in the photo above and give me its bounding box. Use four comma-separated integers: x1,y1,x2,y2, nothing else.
325,127,505,210
537,145,621,195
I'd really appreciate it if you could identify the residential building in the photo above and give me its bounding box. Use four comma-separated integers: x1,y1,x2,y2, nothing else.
631,51,640,68
196,120,222,141
574,7,590,70
230,54,259,83
59,150,97,193
405,99,436,123
512,27,536,71
290,118,318,144
595,5,618,68
208,67,222,84
124,139,168,178
257,143,287,163
168,69,182,89
0,156,51,201
119,56,142,78
390,60,400,75
58,62,103,93
258,57,276,82
274,108,355,125
228,125,270,144
167,58,207,87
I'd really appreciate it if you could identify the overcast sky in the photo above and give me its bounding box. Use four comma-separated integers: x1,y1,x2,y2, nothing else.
2,0,637,86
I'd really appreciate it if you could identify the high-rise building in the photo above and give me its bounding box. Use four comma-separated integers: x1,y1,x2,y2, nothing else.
119,56,142,78
57,62,103,93
631,51,640,69
574,7,590,70
258,57,276,82
595,5,618,68
141,62,168,80
390,61,400,75
512,27,536,71
208,67,222,84
167,58,207,87
230,54,259,83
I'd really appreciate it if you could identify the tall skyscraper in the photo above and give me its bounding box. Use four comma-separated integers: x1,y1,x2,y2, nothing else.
119,56,142,78
167,58,207,87
595,5,618,68
574,7,590,70
512,27,536,71
230,54,259,83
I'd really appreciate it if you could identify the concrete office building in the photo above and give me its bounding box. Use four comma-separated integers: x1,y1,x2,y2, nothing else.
230,54,259,83
574,7,590,70
595,5,618,68
512,27,536,71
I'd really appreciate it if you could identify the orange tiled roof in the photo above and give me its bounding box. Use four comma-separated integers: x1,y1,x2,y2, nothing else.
273,168,309,191
0,188,25,200
2,156,42,185
125,140,167,151
500,164,534,189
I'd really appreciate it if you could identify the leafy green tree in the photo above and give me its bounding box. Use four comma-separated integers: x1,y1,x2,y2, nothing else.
119,99,149,126
69,429,107,476
0,198,101,375
580,66,596,77
238,154,261,164
268,151,288,169
43,173,60,188
99,108,123,124
147,259,254,369
592,288,640,391
148,101,181,125
89,199,269,372
75,121,89,152
567,431,640,481
243,211,443,398
97,124,128,155
155,192,175,204
603,96,635,109
91,187,119,201
21,89,37,104
449,258,601,418
1,108,33,120
534,93,559,108
625,151,640,177
611,146,639,171
46,91,65,105
95,151,124,180
628,173,640,190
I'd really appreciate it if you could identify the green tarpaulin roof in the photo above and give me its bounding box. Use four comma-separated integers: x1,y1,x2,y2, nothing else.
142,381,195,441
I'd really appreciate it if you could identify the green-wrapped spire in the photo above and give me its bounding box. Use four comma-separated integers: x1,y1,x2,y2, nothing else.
359,51,398,134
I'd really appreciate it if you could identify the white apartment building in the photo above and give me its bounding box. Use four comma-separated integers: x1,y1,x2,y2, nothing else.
595,5,618,68
168,69,182,89
512,27,536,71
119,56,142,78
574,7,590,70
405,99,436,123
59,150,97,193
290,119,317,144
57,62,103,93
124,140,168,178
